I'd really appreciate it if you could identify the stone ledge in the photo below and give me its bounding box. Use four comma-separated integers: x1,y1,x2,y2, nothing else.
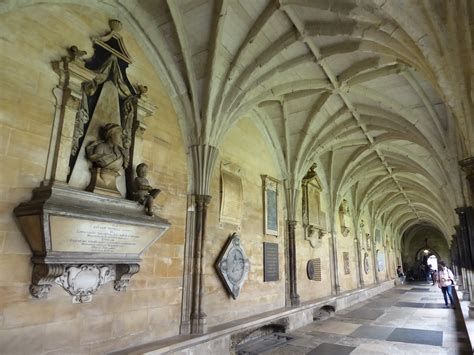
112,280,394,354
454,289,474,353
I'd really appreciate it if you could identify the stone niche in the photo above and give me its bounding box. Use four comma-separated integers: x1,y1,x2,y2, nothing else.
14,20,170,303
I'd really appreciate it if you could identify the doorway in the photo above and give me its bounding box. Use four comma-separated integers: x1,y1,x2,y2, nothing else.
427,254,438,272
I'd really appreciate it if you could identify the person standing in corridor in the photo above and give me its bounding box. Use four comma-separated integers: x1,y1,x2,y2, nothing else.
437,261,455,308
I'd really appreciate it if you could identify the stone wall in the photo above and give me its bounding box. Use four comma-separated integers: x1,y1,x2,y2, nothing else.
0,4,187,353
204,117,286,326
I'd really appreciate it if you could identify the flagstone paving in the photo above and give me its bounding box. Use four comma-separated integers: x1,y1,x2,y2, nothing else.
237,283,472,354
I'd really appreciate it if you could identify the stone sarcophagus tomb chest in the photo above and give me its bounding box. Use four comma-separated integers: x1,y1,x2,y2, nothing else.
14,20,170,303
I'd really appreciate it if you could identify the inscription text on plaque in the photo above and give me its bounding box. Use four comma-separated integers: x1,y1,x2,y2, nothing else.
50,215,164,254
263,242,279,282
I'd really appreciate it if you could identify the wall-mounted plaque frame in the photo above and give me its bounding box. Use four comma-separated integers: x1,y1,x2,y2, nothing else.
338,200,351,237
343,252,350,274
216,233,250,299
301,164,327,247
220,163,243,225
376,250,385,272
263,242,279,282
262,175,279,236
375,229,382,244
363,252,370,274
307,258,322,281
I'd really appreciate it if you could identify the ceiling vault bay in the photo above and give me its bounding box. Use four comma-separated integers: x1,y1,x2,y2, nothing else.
5,0,471,243
123,0,469,242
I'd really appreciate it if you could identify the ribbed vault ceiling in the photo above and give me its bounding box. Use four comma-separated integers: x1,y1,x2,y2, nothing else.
3,0,473,242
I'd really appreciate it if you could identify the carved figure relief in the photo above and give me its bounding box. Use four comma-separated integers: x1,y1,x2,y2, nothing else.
216,233,250,299
301,164,326,247
86,123,129,195
133,163,161,216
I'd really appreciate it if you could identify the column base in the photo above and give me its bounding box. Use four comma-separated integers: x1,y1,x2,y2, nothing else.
291,294,300,307
469,303,474,319
190,313,207,334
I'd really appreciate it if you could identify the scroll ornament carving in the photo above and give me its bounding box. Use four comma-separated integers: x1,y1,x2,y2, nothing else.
56,265,114,303
30,264,66,299
305,225,325,248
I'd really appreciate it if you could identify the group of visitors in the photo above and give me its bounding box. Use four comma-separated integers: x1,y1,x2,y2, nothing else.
396,261,455,308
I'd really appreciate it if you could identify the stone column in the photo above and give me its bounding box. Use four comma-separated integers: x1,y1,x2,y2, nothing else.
372,236,379,284
357,238,365,287
186,144,218,334
328,231,341,294
354,237,362,288
455,206,474,317
190,194,212,333
287,220,300,306
461,267,470,300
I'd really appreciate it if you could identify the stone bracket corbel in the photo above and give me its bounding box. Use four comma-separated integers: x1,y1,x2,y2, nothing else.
341,226,350,237
29,262,141,303
30,263,66,299
114,263,140,292
304,224,325,248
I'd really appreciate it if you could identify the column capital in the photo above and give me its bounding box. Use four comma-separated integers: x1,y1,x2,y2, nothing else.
460,157,474,201
195,194,212,205
459,157,474,174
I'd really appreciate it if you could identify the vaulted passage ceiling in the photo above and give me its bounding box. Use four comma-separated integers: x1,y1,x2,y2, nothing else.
5,0,472,242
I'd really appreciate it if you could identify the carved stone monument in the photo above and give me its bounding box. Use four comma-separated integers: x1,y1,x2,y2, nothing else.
14,20,170,303
339,200,351,237
262,175,279,236
216,233,250,299
301,164,327,247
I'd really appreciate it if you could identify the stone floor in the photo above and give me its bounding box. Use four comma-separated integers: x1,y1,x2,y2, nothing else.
237,283,473,354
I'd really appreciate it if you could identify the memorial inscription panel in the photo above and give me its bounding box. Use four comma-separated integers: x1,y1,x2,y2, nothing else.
50,215,164,254
307,258,322,281
263,242,279,282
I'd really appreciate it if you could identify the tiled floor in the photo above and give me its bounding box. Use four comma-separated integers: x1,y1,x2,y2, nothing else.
237,283,472,354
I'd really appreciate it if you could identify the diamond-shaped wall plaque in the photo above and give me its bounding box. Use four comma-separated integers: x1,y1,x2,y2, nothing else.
216,233,250,299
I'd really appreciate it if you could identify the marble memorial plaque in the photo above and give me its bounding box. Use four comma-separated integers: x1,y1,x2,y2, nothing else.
343,252,350,274
307,258,322,281
262,176,279,236
377,250,385,272
49,215,165,254
220,169,243,225
263,242,279,282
